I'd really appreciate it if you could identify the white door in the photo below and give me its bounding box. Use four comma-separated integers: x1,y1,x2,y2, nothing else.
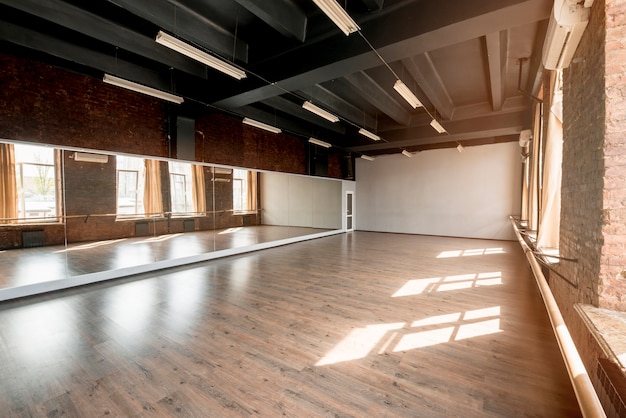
346,191,354,231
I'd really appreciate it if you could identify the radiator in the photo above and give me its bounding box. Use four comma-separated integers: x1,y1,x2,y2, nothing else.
135,221,150,237
595,358,626,418
22,230,45,248
183,219,195,232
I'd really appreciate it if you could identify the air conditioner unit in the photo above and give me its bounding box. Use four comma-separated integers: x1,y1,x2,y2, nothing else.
519,129,533,147
73,152,109,163
542,0,594,70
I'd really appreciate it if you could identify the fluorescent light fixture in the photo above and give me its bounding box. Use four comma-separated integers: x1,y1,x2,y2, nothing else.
309,137,332,148
358,128,381,141
156,31,246,80
393,80,423,108
302,101,340,123
103,74,184,104
430,119,447,134
242,118,281,134
312,0,360,36
457,144,464,153
402,150,413,158
360,154,375,161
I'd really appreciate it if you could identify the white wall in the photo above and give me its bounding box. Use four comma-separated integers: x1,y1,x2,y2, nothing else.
355,142,522,240
260,173,342,229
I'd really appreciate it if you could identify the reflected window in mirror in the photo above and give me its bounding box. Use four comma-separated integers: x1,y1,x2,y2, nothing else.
116,155,146,217
168,161,206,217
233,169,257,213
1,143,60,224
116,156,164,218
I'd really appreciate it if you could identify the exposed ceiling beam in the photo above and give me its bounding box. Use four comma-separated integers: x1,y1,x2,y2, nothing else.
1,0,209,78
360,0,385,11
304,83,378,130
402,54,454,120
213,0,549,109
0,21,172,90
344,71,412,126
349,110,528,151
485,30,508,111
108,0,248,63
261,96,346,134
233,0,307,42
224,104,335,141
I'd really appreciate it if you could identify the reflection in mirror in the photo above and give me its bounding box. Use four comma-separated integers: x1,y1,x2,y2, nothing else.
0,140,345,298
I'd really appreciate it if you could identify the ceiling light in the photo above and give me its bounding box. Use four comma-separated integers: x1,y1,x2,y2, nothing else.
156,31,246,80
302,101,340,123
309,137,332,148
393,80,423,108
430,119,447,134
402,150,413,158
361,154,375,161
312,0,360,36
457,144,464,153
242,118,281,134
358,128,381,141
103,74,184,104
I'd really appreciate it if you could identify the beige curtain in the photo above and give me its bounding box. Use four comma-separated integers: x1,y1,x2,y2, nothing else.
192,164,206,214
527,102,542,231
247,171,257,211
0,143,18,223
143,159,163,216
537,72,563,249
521,153,530,221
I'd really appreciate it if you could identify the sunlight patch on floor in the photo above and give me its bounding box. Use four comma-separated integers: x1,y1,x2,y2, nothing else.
134,233,183,243
317,307,502,365
55,238,127,253
392,271,503,297
219,227,243,234
315,323,404,366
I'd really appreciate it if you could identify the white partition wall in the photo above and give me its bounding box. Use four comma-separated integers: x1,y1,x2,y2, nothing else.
355,142,522,240
260,173,342,229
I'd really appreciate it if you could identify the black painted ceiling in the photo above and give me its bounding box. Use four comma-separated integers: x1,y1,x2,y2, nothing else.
0,0,551,156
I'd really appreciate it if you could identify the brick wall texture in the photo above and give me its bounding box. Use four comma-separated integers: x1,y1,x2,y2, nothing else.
560,0,626,313
0,50,344,247
557,0,626,385
0,51,343,178
600,0,626,310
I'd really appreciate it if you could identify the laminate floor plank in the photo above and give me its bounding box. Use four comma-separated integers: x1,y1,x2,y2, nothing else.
0,232,581,417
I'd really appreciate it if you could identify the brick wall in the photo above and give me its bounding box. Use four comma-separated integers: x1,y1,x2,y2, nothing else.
0,52,169,156
600,0,626,310
558,0,606,314
0,50,345,247
555,0,605,381
0,50,344,178
556,0,626,392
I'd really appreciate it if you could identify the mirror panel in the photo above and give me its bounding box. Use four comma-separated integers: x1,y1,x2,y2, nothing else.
0,141,344,297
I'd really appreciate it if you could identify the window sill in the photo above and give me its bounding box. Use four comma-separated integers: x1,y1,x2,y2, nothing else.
576,303,626,373
233,211,258,216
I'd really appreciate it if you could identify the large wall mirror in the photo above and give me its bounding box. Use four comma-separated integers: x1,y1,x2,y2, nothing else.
0,140,345,300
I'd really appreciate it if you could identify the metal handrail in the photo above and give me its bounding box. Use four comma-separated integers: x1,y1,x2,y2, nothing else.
0,208,263,223
509,216,606,418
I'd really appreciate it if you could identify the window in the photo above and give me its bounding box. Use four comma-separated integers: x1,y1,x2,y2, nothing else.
0,143,59,223
169,161,194,215
232,169,257,213
116,155,145,216
232,169,248,212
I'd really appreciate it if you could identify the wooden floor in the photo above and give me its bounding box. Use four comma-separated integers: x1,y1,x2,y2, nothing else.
0,225,331,289
0,232,581,417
